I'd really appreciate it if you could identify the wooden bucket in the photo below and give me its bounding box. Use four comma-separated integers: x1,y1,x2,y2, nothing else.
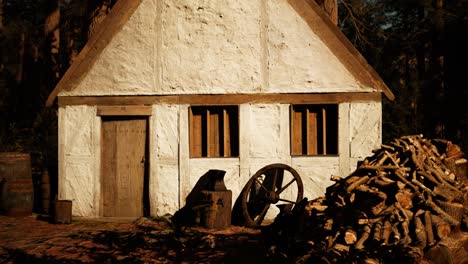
0,153,33,217
54,200,72,224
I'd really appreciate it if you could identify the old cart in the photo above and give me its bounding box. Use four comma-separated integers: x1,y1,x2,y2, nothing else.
240,163,304,227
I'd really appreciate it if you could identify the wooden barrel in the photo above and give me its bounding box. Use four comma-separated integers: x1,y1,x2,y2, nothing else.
0,153,33,217
41,170,50,214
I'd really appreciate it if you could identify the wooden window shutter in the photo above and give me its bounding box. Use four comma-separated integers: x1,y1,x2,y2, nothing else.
291,104,338,156
189,108,203,158
306,107,318,155
189,106,238,158
222,109,231,157
291,106,303,155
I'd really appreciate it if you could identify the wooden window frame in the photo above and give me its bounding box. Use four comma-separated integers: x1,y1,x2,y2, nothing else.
290,104,338,156
189,106,239,158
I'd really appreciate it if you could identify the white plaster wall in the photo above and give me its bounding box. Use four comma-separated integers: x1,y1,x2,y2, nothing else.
267,0,366,93
56,101,382,217
57,0,376,98
187,158,240,204
63,0,158,96
58,105,100,216
150,104,180,216
161,0,262,93
349,102,382,172
292,157,339,200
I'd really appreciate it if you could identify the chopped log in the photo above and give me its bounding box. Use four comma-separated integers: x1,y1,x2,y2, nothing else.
385,150,401,166
436,200,465,223
431,214,451,239
433,184,463,202
395,189,413,209
392,225,401,241
381,220,392,245
308,204,328,213
330,175,343,182
414,215,427,249
371,201,386,216
372,178,395,188
412,178,436,198
345,176,369,194
344,229,357,245
410,146,425,169
438,182,464,202
395,169,420,194
324,218,333,231
375,153,389,166
360,165,411,171
425,163,457,187
381,144,395,152
424,211,435,246
446,142,464,160
372,221,383,243
417,171,440,186
271,135,466,262
426,199,460,227
354,224,371,250
362,259,381,264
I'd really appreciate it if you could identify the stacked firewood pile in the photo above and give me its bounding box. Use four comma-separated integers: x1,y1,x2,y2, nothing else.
265,135,468,263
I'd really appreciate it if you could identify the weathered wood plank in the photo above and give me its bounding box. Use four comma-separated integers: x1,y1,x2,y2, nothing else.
291,107,303,155
58,92,381,106
189,108,203,158
306,108,318,155
223,109,231,157
97,105,152,116
101,118,146,217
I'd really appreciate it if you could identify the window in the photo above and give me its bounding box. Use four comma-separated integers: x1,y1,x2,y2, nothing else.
290,104,338,156
189,106,239,158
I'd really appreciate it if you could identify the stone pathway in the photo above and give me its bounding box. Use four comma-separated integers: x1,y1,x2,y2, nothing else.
0,215,266,263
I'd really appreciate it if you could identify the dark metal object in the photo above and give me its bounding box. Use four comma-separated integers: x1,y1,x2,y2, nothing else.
240,163,304,227
200,170,232,229
206,169,228,191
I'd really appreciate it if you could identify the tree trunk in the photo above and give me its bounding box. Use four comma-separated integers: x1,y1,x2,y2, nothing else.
0,0,4,31
16,32,25,83
45,0,61,82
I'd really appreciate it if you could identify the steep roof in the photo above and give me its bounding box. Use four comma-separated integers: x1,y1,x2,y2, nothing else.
46,0,393,107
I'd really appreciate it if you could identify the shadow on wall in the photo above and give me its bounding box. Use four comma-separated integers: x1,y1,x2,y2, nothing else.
171,169,227,227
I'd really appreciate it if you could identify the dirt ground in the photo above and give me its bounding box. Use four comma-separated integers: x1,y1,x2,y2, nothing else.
0,215,266,264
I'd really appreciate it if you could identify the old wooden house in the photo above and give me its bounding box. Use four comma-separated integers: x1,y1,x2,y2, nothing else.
47,0,394,217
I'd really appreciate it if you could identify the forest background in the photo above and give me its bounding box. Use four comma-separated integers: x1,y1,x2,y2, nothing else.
0,0,467,178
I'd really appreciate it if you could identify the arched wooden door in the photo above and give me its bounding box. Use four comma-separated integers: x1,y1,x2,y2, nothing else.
101,116,148,217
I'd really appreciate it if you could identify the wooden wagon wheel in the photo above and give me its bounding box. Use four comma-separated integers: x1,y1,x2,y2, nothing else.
241,163,304,227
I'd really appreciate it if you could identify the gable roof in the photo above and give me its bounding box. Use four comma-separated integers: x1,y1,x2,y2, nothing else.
46,0,393,107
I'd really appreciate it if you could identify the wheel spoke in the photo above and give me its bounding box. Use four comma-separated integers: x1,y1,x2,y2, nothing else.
255,178,269,192
272,169,278,192
278,198,296,204
277,178,296,195
254,203,270,224
276,169,284,190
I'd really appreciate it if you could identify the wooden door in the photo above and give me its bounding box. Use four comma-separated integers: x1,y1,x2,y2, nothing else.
101,117,147,217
